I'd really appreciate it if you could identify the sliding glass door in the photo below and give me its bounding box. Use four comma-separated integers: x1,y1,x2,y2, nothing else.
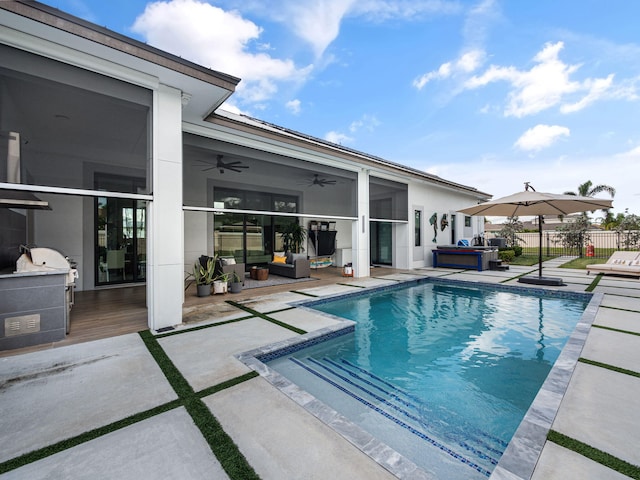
371,221,393,265
212,187,299,267
95,175,147,285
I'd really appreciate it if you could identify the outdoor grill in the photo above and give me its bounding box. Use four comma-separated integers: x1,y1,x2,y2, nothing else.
15,246,78,333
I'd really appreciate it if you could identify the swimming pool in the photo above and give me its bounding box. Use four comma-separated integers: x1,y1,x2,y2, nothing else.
258,279,592,479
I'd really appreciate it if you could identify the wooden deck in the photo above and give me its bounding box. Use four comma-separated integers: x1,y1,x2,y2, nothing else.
1,266,356,357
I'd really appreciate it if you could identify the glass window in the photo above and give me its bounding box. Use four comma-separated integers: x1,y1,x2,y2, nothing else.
465,216,472,227
415,210,422,247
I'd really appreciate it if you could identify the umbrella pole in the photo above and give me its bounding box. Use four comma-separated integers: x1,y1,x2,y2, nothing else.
538,215,543,277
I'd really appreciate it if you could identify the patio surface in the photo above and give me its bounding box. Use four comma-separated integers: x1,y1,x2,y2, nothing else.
1,259,639,479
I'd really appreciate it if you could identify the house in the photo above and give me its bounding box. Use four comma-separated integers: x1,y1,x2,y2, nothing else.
0,1,490,349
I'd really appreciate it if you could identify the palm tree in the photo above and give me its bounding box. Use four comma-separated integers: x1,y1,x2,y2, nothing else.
563,180,615,219
564,180,616,200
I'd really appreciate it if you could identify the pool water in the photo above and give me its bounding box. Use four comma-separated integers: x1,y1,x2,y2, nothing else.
266,280,590,479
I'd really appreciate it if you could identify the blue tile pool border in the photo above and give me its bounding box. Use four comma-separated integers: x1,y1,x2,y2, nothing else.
236,276,601,480
300,276,593,311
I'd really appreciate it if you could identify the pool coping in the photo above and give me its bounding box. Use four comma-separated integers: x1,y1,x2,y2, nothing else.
236,277,601,480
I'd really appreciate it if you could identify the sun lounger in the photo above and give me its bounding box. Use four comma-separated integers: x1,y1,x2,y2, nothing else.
586,251,640,278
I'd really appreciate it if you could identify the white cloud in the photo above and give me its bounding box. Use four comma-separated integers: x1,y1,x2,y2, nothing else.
514,124,570,152
241,0,461,59
285,0,356,58
465,41,616,117
132,0,312,105
349,114,381,133
414,49,485,89
560,74,614,113
413,0,498,91
285,99,302,115
324,130,353,144
616,145,640,158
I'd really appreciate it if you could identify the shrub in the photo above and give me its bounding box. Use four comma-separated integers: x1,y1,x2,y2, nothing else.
512,245,523,257
498,249,515,263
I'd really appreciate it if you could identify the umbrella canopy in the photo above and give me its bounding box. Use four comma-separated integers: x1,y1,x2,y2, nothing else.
458,185,613,285
458,190,613,217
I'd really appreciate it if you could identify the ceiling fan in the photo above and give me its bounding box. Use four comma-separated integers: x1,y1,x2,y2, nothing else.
198,154,249,173
306,174,337,187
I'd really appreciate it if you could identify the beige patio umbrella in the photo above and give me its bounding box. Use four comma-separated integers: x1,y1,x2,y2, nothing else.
458,183,613,285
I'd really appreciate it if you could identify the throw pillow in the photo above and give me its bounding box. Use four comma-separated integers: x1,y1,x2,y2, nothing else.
273,255,287,264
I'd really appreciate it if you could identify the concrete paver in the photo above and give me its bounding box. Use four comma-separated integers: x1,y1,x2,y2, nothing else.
235,291,312,313
594,307,640,333
600,294,640,311
204,377,398,480
593,286,640,297
0,334,176,463
2,261,640,480
296,283,368,297
0,408,228,480
268,308,343,332
181,302,250,326
159,317,297,391
552,362,640,467
531,442,629,480
581,327,640,373
597,278,640,290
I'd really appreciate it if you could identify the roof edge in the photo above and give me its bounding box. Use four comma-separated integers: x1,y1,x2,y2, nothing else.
210,110,492,199
1,0,241,91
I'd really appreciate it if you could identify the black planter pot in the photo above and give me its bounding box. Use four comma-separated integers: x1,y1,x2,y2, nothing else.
196,284,211,297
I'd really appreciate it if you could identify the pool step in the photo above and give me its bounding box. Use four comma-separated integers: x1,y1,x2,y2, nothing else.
290,355,505,476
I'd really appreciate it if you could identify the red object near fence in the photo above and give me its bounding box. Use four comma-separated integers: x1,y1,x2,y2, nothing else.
586,244,594,257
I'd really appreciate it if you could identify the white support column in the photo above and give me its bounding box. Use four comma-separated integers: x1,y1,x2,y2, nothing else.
147,84,184,331
353,169,370,278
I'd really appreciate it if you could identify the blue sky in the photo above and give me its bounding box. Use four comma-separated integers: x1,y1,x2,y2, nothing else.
42,0,640,218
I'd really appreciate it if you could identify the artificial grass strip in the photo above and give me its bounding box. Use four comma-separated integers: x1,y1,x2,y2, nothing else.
290,290,319,297
226,301,307,334
548,430,640,479
184,396,260,480
263,306,297,314
0,399,181,474
337,282,367,288
139,330,194,397
197,371,259,398
578,357,640,378
154,315,254,338
585,273,603,292
498,269,536,284
139,330,260,480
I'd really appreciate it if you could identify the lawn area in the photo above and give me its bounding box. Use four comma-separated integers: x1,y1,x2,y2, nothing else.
510,255,608,269
509,255,555,266
559,257,607,269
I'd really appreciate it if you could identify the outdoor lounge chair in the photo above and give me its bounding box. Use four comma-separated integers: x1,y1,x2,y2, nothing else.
586,251,640,278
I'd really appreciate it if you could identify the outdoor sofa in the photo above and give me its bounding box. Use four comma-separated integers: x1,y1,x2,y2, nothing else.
199,255,245,284
268,252,310,279
586,251,640,278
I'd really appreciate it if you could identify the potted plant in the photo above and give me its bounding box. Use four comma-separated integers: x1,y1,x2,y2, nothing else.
213,272,229,294
194,257,215,297
281,221,306,253
229,271,243,293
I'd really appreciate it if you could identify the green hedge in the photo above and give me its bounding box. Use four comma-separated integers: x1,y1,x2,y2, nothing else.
498,250,515,263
